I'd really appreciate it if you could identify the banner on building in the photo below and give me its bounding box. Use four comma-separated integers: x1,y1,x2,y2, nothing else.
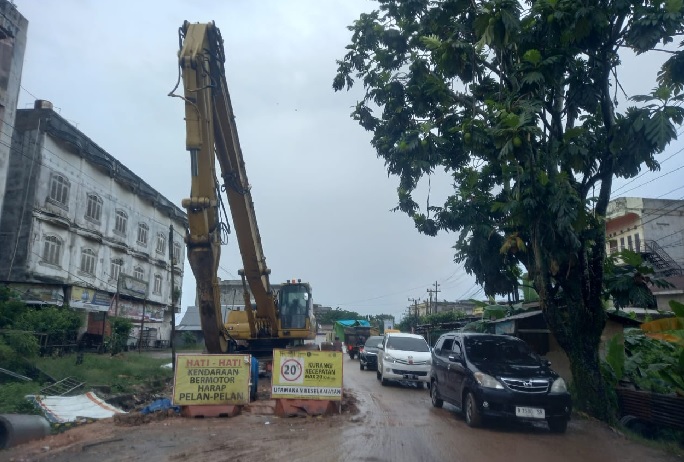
70,286,112,312
109,298,164,322
271,349,343,401
119,275,148,298
5,283,64,306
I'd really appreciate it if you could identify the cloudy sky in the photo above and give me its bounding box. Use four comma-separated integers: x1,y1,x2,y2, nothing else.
15,1,683,323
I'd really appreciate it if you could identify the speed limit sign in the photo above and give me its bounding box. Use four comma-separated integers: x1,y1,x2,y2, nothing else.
279,357,304,384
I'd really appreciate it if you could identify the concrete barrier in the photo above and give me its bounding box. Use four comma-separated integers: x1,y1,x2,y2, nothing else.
0,414,51,449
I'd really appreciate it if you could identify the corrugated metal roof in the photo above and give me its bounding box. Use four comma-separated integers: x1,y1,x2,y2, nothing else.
489,310,542,323
177,305,240,330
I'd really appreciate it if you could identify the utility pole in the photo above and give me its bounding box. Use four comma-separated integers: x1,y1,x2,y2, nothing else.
408,297,420,333
427,281,441,315
169,224,176,374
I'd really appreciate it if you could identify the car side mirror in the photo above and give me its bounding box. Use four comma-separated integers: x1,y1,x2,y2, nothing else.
377,344,383,350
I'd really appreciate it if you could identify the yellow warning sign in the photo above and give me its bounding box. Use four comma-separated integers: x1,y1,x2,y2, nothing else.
271,349,343,401
173,354,251,406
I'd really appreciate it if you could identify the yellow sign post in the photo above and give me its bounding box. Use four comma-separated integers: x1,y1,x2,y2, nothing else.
271,349,343,401
173,354,251,406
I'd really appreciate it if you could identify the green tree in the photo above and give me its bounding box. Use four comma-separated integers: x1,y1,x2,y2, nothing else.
14,306,83,350
334,0,684,421
109,317,133,355
604,249,671,310
317,308,363,325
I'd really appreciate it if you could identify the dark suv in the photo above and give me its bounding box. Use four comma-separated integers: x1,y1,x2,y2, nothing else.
359,335,384,371
430,332,572,433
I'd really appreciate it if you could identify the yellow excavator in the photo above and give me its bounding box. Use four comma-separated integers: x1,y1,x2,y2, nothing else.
172,21,316,357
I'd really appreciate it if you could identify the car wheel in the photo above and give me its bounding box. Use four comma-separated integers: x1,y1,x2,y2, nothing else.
359,361,364,371
381,373,388,386
431,382,443,408
548,417,568,434
376,370,381,380
465,392,482,428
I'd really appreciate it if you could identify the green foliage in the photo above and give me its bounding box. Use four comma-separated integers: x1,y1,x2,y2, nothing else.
34,352,173,395
604,249,671,309
13,306,83,349
0,286,31,329
604,333,625,387
422,310,466,325
182,331,197,345
670,300,684,317
317,308,363,325
1,331,40,358
108,317,133,355
334,0,684,422
0,381,42,414
620,328,684,394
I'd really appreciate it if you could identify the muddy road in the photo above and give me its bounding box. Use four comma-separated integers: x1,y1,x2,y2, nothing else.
4,355,681,462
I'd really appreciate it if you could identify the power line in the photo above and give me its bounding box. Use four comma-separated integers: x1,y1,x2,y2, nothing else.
612,142,683,195
614,161,684,196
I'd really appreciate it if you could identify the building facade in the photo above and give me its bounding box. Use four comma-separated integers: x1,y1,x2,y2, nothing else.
0,0,27,214
0,102,188,343
606,196,684,309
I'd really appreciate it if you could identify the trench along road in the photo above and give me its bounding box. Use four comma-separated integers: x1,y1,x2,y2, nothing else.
4,355,680,462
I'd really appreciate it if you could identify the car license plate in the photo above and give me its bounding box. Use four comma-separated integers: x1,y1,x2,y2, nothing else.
515,406,545,419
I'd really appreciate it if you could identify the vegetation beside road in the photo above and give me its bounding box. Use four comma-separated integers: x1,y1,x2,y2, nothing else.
0,351,173,414
0,287,173,414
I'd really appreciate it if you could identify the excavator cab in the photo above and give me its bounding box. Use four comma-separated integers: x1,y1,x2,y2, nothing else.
278,282,311,330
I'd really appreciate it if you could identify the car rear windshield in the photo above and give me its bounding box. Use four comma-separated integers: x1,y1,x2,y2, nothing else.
365,336,383,347
386,336,430,352
465,337,539,365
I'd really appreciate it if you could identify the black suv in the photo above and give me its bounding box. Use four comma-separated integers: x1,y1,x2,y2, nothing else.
430,332,572,433
359,335,384,371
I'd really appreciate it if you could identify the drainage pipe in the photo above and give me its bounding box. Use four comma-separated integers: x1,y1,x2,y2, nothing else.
0,414,51,449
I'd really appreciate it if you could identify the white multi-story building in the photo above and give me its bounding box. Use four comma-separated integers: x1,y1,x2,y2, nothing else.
0,0,27,214
605,197,684,309
0,101,188,344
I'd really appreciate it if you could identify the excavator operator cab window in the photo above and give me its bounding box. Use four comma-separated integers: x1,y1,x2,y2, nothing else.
279,284,310,330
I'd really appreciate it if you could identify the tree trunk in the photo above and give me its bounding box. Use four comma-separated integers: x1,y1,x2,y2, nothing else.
543,279,612,422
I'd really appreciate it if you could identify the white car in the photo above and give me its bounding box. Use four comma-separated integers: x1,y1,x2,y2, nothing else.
376,332,431,388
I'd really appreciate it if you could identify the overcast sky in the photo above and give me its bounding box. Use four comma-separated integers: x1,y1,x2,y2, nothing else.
15,1,684,323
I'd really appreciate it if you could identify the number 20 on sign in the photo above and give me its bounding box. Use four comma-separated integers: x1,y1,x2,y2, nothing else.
279,357,304,384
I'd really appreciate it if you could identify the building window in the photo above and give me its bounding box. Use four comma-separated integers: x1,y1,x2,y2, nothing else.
134,266,144,280
153,274,162,294
156,233,166,254
49,174,70,208
110,258,122,282
620,237,625,251
627,235,633,251
173,242,181,263
42,235,62,266
85,194,102,222
114,210,128,235
137,223,148,246
635,233,641,252
80,248,97,275
609,240,618,254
